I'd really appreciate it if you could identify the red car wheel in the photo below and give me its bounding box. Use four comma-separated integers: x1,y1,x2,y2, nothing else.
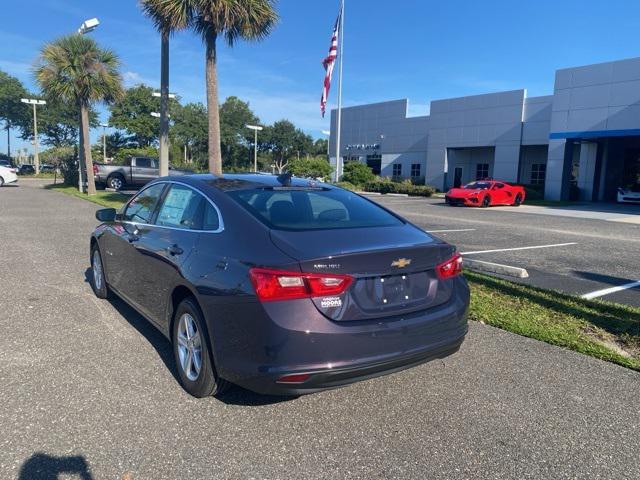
481,195,491,208
513,193,523,206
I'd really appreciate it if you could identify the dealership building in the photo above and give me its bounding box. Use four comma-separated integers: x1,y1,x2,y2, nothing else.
329,56,640,201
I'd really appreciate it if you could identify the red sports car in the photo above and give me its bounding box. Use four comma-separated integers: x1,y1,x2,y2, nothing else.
445,180,526,207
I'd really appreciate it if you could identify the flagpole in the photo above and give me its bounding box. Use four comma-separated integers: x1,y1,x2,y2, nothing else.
335,0,345,181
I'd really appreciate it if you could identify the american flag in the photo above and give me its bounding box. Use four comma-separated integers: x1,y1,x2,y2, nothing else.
320,7,341,117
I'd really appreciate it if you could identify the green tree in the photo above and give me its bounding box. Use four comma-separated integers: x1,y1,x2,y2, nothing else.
0,70,30,159
20,98,98,148
288,156,332,180
172,102,209,166
342,161,375,186
191,0,278,175
35,34,124,195
109,84,179,147
313,138,329,158
220,96,259,170
261,120,314,173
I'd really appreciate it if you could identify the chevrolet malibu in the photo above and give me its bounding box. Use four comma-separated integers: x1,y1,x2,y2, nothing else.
90,174,469,397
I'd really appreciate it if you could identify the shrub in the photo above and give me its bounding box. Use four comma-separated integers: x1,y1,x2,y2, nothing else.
288,156,333,180
341,162,375,186
363,177,435,197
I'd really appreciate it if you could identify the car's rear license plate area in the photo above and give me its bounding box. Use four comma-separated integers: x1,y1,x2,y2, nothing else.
351,271,435,311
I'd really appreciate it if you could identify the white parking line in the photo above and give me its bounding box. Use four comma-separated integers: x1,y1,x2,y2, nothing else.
581,280,640,300
461,242,577,255
427,229,476,233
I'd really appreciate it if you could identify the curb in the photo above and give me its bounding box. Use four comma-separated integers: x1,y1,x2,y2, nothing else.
463,258,529,279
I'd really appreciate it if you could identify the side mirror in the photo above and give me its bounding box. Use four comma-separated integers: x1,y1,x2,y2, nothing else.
95,208,117,222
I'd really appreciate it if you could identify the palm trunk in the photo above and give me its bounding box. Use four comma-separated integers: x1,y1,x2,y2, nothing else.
159,31,170,177
6,125,11,160
205,35,222,175
80,102,96,196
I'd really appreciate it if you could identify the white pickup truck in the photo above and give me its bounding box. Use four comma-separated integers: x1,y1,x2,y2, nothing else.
93,157,191,190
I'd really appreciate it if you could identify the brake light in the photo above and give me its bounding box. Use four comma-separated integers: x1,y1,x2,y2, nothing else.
92,164,99,175
249,268,353,302
436,253,463,279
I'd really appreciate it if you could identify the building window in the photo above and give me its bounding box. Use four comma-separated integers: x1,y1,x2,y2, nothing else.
392,163,402,177
343,156,361,164
476,163,489,180
366,154,382,175
411,164,421,177
531,163,546,185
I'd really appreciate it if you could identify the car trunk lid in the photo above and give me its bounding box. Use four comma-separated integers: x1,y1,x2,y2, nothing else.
270,224,456,321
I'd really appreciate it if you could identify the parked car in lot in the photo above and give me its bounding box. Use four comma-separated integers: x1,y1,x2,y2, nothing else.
0,160,12,168
39,163,56,173
17,164,36,175
93,156,191,191
617,185,640,203
445,180,526,207
0,165,18,186
90,174,470,397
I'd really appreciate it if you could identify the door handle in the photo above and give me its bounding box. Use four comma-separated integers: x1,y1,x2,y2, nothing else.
167,244,184,256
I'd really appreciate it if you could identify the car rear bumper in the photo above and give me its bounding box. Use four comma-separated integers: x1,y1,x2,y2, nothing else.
212,277,470,395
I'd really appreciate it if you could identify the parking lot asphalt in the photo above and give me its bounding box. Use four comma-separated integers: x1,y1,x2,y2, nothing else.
1,181,639,480
366,195,640,307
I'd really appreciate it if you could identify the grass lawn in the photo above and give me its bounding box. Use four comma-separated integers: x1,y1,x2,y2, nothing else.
466,270,640,371
46,184,130,209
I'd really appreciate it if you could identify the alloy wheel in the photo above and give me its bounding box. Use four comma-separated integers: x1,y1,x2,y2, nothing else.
177,313,203,381
92,250,103,291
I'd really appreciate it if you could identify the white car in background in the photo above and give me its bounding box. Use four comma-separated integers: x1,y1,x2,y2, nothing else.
0,165,18,187
617,186,640,203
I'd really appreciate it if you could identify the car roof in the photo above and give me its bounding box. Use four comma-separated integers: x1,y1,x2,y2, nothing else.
176,173,332,192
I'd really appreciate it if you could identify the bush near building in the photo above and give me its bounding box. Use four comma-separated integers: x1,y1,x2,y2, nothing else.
364,178,435,197
341,161,375,185
288,156,332,180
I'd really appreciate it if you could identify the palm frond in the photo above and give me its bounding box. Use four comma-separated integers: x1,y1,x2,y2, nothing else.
140,0,195,34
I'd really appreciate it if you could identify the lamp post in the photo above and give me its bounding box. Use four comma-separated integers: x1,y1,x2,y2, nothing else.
21,98,46,175
100,123,109,162
246,124,263,172
76,17,100,192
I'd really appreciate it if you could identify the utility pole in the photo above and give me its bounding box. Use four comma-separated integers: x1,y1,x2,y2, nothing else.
21,98,46,175
153,91,176,175
246,124,263,172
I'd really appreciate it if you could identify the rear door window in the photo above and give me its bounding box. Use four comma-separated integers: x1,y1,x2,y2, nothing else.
123,183,166,224
156,184,202,229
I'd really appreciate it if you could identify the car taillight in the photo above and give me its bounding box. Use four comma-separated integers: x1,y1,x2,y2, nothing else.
92,164,99,175
249,268,353,302
436,253,463,279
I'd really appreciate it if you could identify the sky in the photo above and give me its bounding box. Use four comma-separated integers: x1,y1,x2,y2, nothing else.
3,0,640,154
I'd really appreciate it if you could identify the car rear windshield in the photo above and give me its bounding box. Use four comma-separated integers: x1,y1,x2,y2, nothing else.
227,187,404,231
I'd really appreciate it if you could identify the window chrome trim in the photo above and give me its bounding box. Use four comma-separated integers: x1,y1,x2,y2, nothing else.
122,180,225,234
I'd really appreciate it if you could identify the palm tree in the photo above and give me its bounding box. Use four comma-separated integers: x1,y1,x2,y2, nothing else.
35,35,123,195
192,0,278,175
140,0,193,177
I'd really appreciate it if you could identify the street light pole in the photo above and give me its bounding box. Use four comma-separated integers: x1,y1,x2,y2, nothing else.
246,125,263,172
76,17,100,192
21,98,46,175
100,123,109,162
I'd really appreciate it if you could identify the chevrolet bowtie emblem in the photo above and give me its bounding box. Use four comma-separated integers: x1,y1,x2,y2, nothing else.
391,258,412,268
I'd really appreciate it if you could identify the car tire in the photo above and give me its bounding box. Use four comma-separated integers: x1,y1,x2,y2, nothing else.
90,245,111,299
0,176,4,187
107,174,125,191
481,195,490,208
513,194,523,206
172,298,230,398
